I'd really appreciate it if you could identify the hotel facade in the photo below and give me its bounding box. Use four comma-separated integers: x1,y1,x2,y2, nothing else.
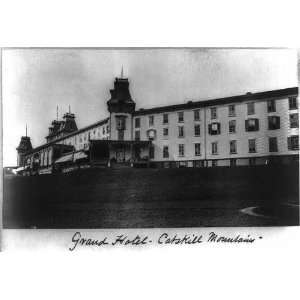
16,77,299,174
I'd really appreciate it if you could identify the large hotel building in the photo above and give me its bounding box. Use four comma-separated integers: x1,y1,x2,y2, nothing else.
16,76,299,174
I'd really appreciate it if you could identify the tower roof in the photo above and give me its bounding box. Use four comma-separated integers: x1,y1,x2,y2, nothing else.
16,136,33,152
107,77,136,113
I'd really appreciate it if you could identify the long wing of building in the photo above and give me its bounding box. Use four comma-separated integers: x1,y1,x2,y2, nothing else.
16,76,299,175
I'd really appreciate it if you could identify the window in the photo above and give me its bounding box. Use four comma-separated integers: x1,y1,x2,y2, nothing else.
289,97,298,110
230,140,237,154
194,110,200,121
106,125,109,133
116,116,126,130
269,137,278,152
163,127,169,137
178,144,185,157
229,120,236,134
163,113,168,124
211,107,217,119
245,119,259,131
149,115,154,126
195,143,201,156
247,102,255,115
267,100,276,112
135,130,140,141
290,113,298,128
194,124,200,136
178,112,184,122
249,157,256,166
118,130,124,141
248,139,256,153
230,159,237,167
212,142,218,155
135,118,140,128
103,127,105,134
268,116,280,130
163,146,169,158
208,122,221,135
228,105,235,117
149,145,155,159
288,135,299,150
178,126,184,138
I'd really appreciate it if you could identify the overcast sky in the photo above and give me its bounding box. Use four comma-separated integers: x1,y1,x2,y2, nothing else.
2,48,298,166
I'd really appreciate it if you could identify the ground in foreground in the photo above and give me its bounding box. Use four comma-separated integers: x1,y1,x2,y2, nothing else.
3,165,299,228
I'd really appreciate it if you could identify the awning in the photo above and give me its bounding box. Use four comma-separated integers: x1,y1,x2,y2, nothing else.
74,151,88,161
14,167,25,174
55,153,74,164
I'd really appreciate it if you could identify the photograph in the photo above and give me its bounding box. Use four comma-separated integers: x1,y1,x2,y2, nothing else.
2,48,299,228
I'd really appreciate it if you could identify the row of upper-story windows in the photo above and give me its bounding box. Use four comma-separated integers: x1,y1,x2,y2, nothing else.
134,114,298,140
154,135,299,159
209,114,298,135
134,97,298,127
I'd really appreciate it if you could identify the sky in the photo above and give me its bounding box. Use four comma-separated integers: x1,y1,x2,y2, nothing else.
2,48,298,167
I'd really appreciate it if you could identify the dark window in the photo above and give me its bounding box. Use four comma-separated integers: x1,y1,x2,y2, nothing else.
103,127,105,134
247,102,255,115
212,142,218,155
290,113,298,128
249,157,256,166
230,159,237,167
269,137,278,152
288,135,299,150
194,124,200,136
178,126,184,138
268,116,280,130
194,110,200,121
267,100,276,112
117,116,126,130
228,105,235,117
118,130,124,141
149,145,155,159
211,107,217,119
163,127,168,137
208,122,221,135
245,119,259,131
163,146,169,158
135,130,140,141
195,143,201,156
163,113,168,124
178,112,184,122
135,118,140,128
229,120,236,133
248,139,256,153
230,140,237,154
289,97,298,110
148,116,154,127
178,144,185,157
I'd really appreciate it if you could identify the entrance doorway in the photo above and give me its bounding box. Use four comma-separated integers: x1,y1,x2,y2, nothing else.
116,148,125,162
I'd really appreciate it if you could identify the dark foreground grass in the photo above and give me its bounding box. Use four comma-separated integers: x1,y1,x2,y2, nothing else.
3,165,299,228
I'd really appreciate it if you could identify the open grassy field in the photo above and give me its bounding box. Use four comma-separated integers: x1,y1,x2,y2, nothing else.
3,165,299,228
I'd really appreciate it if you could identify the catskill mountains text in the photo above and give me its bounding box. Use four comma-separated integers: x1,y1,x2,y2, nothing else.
69,231,262,251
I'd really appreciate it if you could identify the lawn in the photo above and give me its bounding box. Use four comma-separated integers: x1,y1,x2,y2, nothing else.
3,165,299,228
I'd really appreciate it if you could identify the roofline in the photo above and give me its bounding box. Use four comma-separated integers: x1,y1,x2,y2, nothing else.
133,87,298,116
25,117,109,154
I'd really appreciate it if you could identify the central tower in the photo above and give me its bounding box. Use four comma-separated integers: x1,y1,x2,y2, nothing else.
107,77,136,141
